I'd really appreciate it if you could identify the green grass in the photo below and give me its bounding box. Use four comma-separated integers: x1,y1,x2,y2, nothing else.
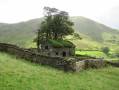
107,58,119,61
0,52,119,90
75,51,108,58
76,51,119,61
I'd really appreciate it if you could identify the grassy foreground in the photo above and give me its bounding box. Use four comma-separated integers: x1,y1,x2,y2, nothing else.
0,52,119,90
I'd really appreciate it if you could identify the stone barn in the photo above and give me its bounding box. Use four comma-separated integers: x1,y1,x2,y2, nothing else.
41,39,75,57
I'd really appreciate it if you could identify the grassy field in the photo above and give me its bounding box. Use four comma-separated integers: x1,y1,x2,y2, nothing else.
75,50,119,61
76,51,109,58
0,52,119,90
107,58,119,61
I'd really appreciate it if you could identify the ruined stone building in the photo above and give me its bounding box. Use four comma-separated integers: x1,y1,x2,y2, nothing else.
41,39,75,57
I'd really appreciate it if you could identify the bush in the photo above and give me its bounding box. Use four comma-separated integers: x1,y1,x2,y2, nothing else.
101,47,110,53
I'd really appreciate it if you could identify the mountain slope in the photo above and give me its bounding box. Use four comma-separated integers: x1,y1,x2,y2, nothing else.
0,18,44,47
0,16,119,50
71,16,119,42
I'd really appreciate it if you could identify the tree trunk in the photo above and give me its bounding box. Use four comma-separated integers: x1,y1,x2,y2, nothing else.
61,35,63,40
37,32,40,51
54,32,58,39
46,32,48,39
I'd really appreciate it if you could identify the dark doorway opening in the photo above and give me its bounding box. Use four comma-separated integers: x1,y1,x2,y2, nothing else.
63,52,66,57
56,52,58,55
45,46,48,49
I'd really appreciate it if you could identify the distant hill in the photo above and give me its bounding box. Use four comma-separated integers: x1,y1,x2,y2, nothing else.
0,16,119,50
71,16,119,42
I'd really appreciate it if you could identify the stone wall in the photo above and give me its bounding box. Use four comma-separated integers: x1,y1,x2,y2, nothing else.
74,60,86,71
41,41,53,52
51,47,75,57
86,59,107,68
0,43,77,71
0,43,107,71
107,61,119,67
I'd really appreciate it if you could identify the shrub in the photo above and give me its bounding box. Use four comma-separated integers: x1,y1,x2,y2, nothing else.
101,47,110,53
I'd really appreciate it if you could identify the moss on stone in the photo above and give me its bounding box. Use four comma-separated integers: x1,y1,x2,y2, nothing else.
47,39,75,48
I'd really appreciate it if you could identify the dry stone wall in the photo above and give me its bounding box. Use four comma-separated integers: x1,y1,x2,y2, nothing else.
86,59,107,68
107,61,119,67
0,43,107,71
74,60,86,71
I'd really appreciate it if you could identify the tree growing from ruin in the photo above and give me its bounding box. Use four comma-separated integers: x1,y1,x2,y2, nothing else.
34,7,81,49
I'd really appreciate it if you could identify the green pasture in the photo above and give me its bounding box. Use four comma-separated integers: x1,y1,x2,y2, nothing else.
0,52,119,90
106,58,119,61
75,51,119,61
76,51,108,58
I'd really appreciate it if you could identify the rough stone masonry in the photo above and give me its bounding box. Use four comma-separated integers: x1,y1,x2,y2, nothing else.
0,43,107,71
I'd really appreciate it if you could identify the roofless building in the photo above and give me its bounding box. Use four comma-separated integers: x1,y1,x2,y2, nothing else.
41,39,75,57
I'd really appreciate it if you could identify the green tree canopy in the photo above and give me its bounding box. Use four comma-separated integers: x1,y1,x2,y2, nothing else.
40,7,74,40
34,7,81,49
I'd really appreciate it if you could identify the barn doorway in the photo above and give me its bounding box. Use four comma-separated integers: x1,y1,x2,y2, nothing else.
63,52,66,57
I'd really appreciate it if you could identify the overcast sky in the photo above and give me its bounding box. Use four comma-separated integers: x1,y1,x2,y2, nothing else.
0,0,119,29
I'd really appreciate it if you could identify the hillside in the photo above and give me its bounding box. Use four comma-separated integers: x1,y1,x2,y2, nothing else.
71,16,119,42
0,18,44,47
0,52,119,90
0,16,119,50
